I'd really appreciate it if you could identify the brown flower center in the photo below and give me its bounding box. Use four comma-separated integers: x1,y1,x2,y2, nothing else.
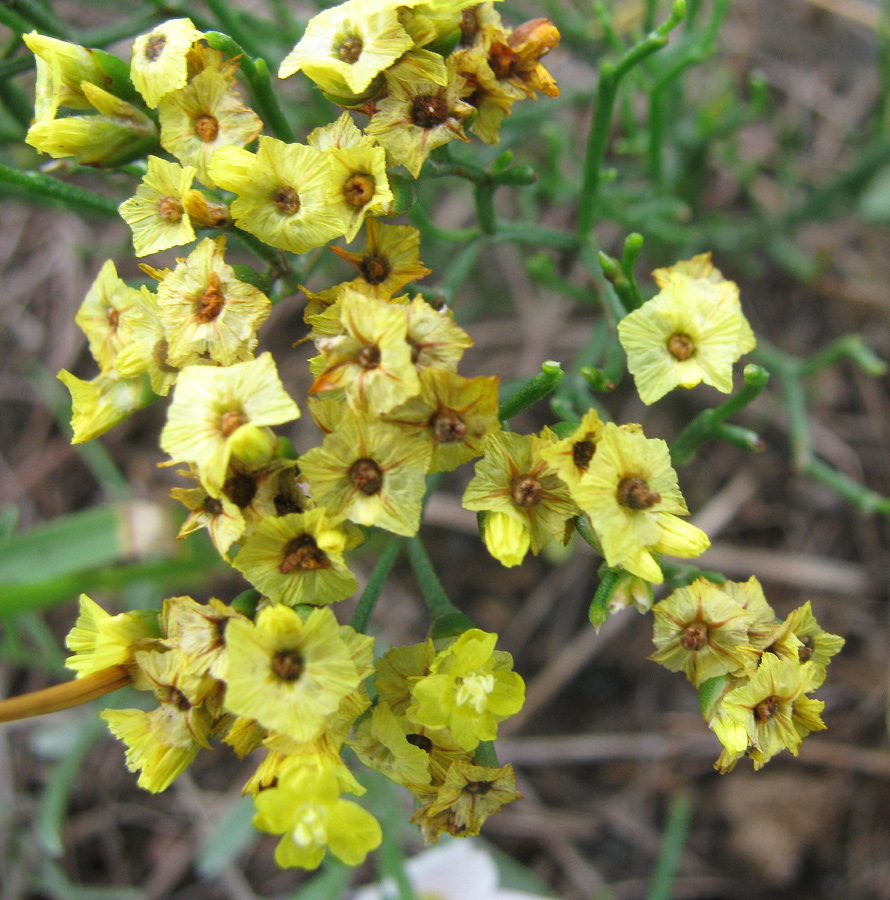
459,8,479,44
572,438,595,470
194,114,219,143
196,273,226,323
107,307,120,329
343,173,376,207
406,733,433,752
667,332,695,361
488,42,518,79
338,36,363,63
144,33,166,61
152,337,178,373
273,186,300,215
463,780,493,795
680,623,708,651
170,687,191,712
798,636,813,663
157,196,183,222
220,410,247,437
224,472,257,508
411,93,450,129
754,696,779,723
349,458,383,495
616,476,660,510
359,254,390,285
272,648,304,682
280,534,331,574
430,409,468,444
511,475,543,507
357,344,381,369
202,496,224,516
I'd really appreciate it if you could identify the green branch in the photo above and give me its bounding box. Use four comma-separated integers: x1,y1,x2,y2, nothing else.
498,360,565,422
0,163,120,217
350,538,404,634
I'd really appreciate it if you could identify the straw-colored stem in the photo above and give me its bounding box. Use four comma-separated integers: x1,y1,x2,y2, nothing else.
0,665,131,724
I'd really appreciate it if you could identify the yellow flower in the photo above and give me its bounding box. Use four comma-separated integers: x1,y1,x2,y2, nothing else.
326,144,394,242
652,252,756,357
223,605,364,742
718,654,826,771
462,431,579,561
130,18,204,108
208,136,346,253
158,60,263,188
160,353,300,495
57,370,153,443
366,58,473,177
572,423,710,583
23,31,105,121
26,82,158,166
119,156,197,257
782,601,845,689
65,594,160,677
482,511,530,567
298,410,432,536
412,760,522,843
382,368,501,472
233,509,359,607
451,45,518,144
407,629,524,751
75,260,144,372
404,295,474,372
649,578,757,687
310,290,419,414
486,17,561,99
331,217,431,300
252,767,382,869
617,275,749,405
156,235,271,366
278,1,414,97
538,408,605,492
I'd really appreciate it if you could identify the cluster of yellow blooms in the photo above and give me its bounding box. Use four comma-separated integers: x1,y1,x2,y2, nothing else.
21,0,844,872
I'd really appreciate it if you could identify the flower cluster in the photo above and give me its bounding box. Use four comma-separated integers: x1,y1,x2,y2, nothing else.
21,0,847,875
650,577,844,771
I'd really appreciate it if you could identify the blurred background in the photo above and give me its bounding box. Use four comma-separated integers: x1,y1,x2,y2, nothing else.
1,0,889,898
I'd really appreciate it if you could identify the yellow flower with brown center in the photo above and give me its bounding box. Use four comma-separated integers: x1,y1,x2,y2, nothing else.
130,18,204,108
119,156,197,257
156,236,271,367
366,59,474,177
208,136,346,253
159,60,263,188
330,217,431,300
572,423,710,583
233,508,359,607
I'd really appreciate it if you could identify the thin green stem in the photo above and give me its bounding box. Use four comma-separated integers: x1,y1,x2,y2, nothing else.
474,181,497,235
408,201,480,243
80,11,161,47
647,794,693,900
781,372,811,471
406,537,463,622
0,5,38,36
0,163,120,217
204,32,295,143
804,458,890,515
350,538,404,633
798,334,888,378
498,360,565,422
434,237,484,306
669,364,770,466
493,220,579,251
0,79,32,129
577,0,686,240
204,0,264,59
8,0,66,37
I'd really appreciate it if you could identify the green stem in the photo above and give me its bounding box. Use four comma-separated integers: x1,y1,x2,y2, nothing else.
350,538,404,634
669,364,770,466
408,201,480,243
434,237,484,306
804,458,890,515
204,32,295,143
7,0,65,37
647,794,693,900
782,372,811,471
80,11,161,47
577,0,687,240
0,78,32,129
472,741,500,768
798,334,888,378
493,221,579,251
0,5,38,36
498,360,565,422
406,537,462,622
474,181,497,235
204,0,265,58
581,241,627,322
0,163,120,217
